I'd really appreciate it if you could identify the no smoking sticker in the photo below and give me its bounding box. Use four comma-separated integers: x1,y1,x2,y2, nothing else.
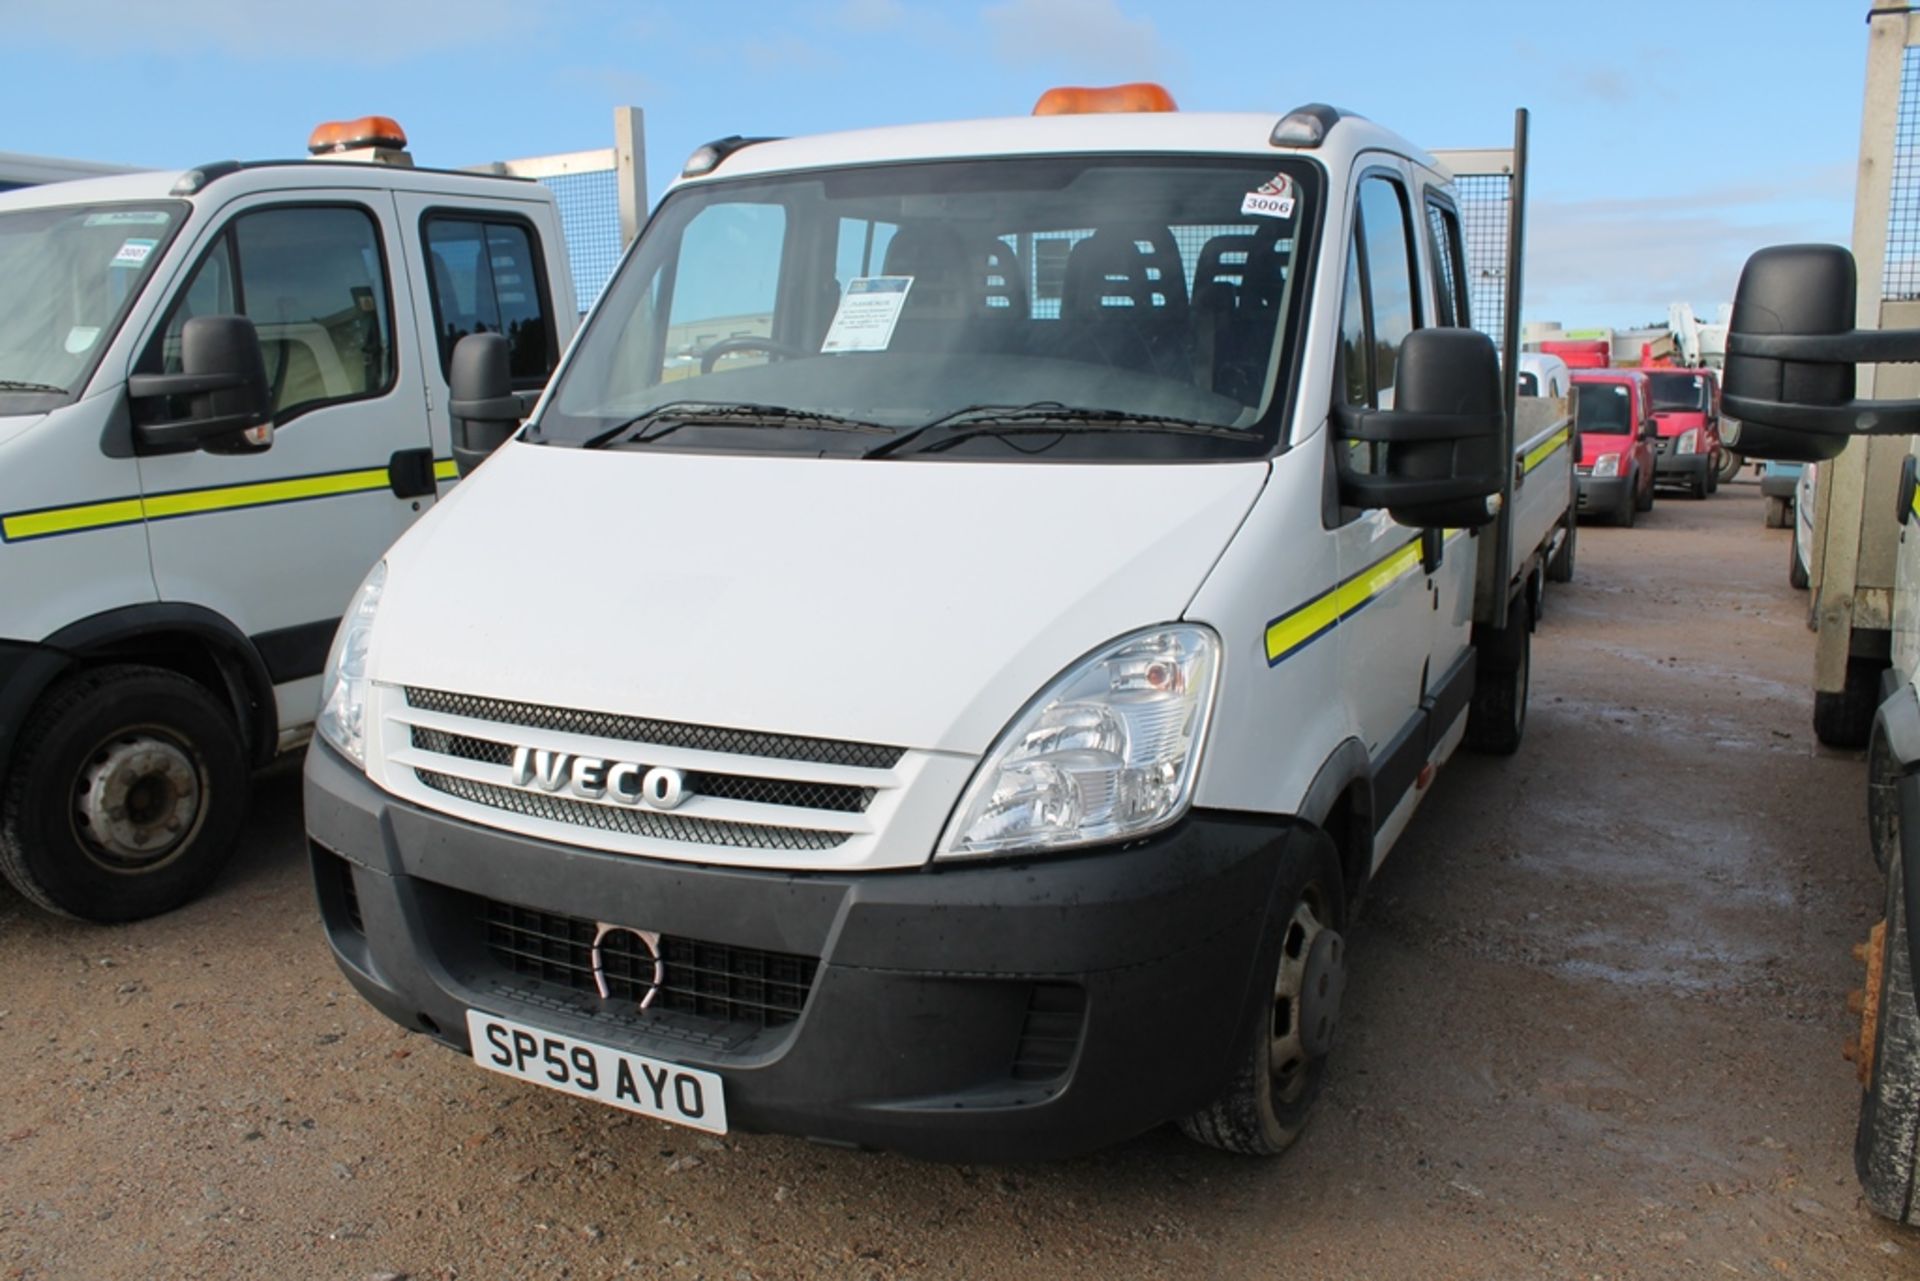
1241,173,1296,220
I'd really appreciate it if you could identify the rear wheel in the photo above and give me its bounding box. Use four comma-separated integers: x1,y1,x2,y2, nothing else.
1465,593,1531,756
1547,518,1576,583
1814,656,1887,751
1179,835,1347,1156
0,666,250,922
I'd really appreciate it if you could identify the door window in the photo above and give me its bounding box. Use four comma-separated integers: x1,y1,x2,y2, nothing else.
422,215,556,387
148,205,394,421
1356,177,1419,410
1425,199,1469,329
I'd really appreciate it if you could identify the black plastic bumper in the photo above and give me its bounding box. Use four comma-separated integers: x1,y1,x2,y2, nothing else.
304,740,1306,1161
1576,474,1629,516
1655,452,1711,486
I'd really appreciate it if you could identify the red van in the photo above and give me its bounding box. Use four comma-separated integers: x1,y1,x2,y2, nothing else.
1642,366,1723,498
1572,369,1657,526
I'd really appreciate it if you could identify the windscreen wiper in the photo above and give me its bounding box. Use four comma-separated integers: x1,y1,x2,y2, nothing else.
866,402,1247,458
0,379,68,394
581,400,889,449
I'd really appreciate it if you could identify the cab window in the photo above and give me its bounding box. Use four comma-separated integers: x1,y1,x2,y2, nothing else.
422,214,557,389
1336,174,1422,478
147,205,394,421
1424,198,1469,329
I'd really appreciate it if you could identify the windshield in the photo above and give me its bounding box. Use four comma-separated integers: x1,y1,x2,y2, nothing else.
1647,370,1709,412
541,155,1319,461
0,201,187,410
1575,381,1634,434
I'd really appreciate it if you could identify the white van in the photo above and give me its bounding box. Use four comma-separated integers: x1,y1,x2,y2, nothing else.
0,119,577,921
304,91,1564,1160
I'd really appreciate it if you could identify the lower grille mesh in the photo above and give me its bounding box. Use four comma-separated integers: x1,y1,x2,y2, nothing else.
481,898,818,1030
416,770,849,851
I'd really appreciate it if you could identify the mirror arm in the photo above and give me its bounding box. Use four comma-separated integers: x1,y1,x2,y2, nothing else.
1333,404,1498,444
1727,328,1920,365
1722,393,1920,438
127,370,253,401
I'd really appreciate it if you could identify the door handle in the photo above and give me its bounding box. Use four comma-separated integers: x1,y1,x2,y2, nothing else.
389,447,436,499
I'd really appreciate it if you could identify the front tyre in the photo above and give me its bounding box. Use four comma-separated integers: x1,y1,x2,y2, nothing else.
1856,854,1920,1223
1180,835,1347,1156
0,666,250,922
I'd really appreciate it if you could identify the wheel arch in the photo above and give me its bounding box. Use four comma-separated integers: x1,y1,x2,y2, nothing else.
30,604,279,768
1299,737,1375,909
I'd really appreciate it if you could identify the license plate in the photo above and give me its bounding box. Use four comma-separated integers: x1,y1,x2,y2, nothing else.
466,1010,727,1134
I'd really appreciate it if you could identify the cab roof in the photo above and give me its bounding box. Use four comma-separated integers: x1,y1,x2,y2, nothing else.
0,159,549,212
674,110,1441,189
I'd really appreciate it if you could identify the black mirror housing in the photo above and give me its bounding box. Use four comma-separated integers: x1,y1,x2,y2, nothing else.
127,315,271,453
1720,243,1920,459
449,332,522,476
1336,327,1505,528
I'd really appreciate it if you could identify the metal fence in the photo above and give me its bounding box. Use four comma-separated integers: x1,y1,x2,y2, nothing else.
472,108,646,316
1452,173,1513,355
1885,43,1920,300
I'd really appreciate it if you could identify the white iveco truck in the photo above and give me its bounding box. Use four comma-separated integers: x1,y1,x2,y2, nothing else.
304,87,1569,1160
0,117,579,921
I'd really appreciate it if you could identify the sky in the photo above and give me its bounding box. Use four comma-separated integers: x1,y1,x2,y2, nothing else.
0,0,1867,330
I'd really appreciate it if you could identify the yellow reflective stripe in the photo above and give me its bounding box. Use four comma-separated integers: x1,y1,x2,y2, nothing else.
434,458,459,481
1265,539,1424,665
2,496,147,542
142,467,391,520
2,465,401,543
1521,427,1571,476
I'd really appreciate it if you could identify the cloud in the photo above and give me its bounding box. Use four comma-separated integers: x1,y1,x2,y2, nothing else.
13,0,529,61
831,0,907,30
1574,69,1631,104
982,0,1177,81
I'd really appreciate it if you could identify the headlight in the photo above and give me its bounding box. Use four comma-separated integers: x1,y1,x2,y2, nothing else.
1676,429,1700,454
938,626,1220,859
1592,452,1622,477
316,560,387,767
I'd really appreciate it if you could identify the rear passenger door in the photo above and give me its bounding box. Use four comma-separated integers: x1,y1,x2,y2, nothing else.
130,191,438,727
390,192,571,466
1332,165,1436,836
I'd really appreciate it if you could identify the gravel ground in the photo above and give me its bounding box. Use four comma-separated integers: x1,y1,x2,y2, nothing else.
3,481,1916,1280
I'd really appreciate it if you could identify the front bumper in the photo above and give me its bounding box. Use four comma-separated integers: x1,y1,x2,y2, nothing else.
1576,474,1630,516
304,740,1305,1161
1655,450,1711,486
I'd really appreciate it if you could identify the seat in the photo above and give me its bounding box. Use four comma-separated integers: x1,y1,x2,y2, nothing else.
1059,225,1191,377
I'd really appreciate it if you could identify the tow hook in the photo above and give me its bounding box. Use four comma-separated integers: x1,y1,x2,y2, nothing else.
1844,920,1887,1086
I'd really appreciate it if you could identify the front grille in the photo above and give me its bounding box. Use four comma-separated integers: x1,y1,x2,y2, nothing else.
1655,438,1673,455
481,898,818,1031
417,770,849,851
409,727,875,813
404,687,904,770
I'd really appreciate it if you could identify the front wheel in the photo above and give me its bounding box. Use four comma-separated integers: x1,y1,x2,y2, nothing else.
1179,835,1347,1156
1855,854,1920,1223
0,666,250,922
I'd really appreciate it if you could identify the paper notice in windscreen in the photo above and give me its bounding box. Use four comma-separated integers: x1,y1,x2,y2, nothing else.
821,276,913,353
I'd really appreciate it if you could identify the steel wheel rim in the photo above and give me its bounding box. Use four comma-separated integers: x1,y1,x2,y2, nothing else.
71,727,209,873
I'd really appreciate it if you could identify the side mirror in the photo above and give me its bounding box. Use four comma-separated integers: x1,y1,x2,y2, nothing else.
1641,419,1658,441
1335,328,1504,528
1721,243,1920,462
449,333,522,476
127,315,271,454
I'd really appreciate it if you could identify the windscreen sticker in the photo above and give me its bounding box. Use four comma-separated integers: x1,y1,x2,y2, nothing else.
111,238,157,267
1241,173,1296,220
821,276,914,353
64,326,101,355
83,211,172,227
